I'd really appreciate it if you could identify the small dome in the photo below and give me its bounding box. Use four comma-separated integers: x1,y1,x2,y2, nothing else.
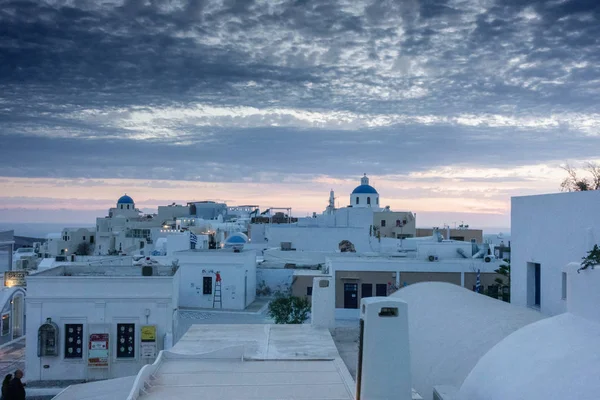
117,194,134,204
351,184,378,194
225,233,248,244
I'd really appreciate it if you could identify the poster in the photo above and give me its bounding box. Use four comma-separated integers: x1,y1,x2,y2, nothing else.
88,333,109,367
141,325,157,358
141,325,156,342
141,342,157,358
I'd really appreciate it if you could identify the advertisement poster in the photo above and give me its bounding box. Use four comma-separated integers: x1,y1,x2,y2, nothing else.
141,325,157,358
141,325,156,342
88,333,109,367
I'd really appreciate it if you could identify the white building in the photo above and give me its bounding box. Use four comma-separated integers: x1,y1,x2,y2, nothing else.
25,264,176,382
286,237,506,318
42,227,95,257
511,190,600,315
95,195,192,256
175,249,257,311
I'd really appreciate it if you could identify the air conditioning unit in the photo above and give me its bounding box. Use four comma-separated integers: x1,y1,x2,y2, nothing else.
428,255,439,262
16,259,28,270
280,242,292,251
484,256,492,263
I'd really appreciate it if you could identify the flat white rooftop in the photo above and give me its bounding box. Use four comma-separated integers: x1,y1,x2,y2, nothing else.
53,376,136,400
172,324,341,359
141,358,354,399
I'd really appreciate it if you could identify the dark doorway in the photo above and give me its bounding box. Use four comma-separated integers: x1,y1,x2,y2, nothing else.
534,263,541,306
361,283,372,299
375,284,387,297
344,283,358,309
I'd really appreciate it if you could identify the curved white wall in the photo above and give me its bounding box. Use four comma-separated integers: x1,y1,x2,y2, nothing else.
390,282,543,400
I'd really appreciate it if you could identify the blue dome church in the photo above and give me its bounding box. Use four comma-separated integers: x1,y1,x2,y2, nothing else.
117,194,135,210
350,174,379,208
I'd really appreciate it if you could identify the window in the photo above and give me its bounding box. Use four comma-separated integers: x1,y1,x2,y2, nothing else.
381,220,386,227
1,314,9,336
562,272,567,300
376,198,379,204
83,236,86,241
90,236,94,244
64,324,83,359
127,204,130,209
361,283,373,298
487,285,499,299
367,197,371,205
356,197,359,205
527,262,541,307
116,323,135,358
203,277,213,295
375,284,387,297
306,286,313,296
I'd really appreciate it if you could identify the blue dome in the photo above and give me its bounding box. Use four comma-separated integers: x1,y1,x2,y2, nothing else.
117,194,134,204
225,233,248,244
352,185,378,194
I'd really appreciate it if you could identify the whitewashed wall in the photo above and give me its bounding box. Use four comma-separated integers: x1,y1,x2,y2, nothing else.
416,242,474,260
564,262,600,323
176,250,257,310
256,268,294,295
25,275,173,382
178,264,251,310
511,191,600,316
266,226,377,252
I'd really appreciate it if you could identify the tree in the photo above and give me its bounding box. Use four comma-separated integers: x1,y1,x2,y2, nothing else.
578,244,600,273
560,162,600,192
268,294,311,324
494,259,510,302
75,241,92,256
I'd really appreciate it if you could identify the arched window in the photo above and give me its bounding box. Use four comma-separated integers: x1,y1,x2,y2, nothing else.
120,204,123,209
356,197,359,205
367,197,371,205
376,197,379,204
127,204,130,209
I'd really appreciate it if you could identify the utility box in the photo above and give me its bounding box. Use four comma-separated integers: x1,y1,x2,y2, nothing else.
357,297,412,400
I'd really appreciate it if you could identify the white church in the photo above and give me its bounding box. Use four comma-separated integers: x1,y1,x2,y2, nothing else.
250,174,417,252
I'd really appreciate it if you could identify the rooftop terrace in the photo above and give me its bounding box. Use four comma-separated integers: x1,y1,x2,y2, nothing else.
32,264,175,277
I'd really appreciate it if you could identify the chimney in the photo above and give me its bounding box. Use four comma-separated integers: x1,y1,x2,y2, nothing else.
357,297,412,400
311,277,335,330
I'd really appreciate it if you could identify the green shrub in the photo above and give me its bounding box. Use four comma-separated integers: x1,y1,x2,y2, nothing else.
268,295,311,324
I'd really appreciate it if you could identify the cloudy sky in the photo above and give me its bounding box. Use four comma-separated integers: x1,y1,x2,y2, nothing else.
1,0,600,231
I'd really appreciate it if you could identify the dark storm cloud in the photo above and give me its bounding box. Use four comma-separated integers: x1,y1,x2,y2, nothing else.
1,0,600,182
0,124,598,182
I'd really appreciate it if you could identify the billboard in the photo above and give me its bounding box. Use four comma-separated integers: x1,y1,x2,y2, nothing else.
4,271,28,287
